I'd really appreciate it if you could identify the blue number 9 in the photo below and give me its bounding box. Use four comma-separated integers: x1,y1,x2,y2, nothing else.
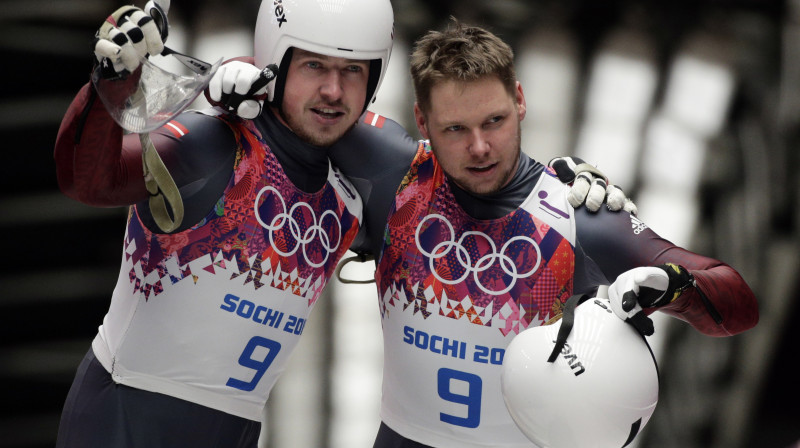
226,336,281,392
437,368,482,428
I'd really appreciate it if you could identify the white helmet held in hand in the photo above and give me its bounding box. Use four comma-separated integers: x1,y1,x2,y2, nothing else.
501,295,659,448
253,0,394,113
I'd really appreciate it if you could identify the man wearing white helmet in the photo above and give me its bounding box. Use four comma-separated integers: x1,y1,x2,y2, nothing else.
53,0,392,447
213,19,759,448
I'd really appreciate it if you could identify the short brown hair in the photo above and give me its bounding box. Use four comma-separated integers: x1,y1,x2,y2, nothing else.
410,18,517,114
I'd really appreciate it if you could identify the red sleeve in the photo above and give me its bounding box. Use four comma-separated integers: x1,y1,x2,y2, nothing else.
54,80,150,207
576,209,759,337
653,246,759,337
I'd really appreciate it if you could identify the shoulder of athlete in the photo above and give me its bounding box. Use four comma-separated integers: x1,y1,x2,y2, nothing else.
147,108,238,185
575,206,677,281
574,206,641,261
329,112,418,258
574,204,637,230
329,112,417,181
135,109,240,233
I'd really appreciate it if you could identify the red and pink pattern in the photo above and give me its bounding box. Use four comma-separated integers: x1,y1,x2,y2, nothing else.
123,117,360,305
377,143,574,335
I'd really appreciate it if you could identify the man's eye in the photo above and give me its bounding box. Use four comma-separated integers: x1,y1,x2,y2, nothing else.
346,65,363,73
446,125,463,132
306,61,321,69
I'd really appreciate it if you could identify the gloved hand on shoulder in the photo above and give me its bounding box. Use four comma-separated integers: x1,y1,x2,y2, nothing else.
607,263,694,336
94,4,165,79
548,156,638,215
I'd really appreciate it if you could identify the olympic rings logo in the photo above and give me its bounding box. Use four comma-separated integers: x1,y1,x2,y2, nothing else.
415,214,542,295
254,186,342,268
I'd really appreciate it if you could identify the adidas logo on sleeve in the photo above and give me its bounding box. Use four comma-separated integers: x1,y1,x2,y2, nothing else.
631,216,648,235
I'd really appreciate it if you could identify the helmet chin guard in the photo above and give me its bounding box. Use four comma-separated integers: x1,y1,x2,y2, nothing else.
253,0,394,113
501,294,659,448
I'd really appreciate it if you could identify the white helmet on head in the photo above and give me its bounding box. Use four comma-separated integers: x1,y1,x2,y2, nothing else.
253,0,394,113
501,295,659,448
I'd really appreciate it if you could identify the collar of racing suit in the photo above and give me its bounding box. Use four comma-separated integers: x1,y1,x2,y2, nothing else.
448,153,544,221
254,107,331,193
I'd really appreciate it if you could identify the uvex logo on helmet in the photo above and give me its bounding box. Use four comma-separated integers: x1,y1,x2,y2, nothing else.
552,340,586,376
273,0,287,27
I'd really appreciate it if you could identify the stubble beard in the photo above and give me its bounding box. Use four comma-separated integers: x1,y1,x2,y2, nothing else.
437,128,522,196
283,104,356,147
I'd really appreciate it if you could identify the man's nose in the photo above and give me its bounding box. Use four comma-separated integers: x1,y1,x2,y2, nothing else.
468,130,491,157
319,70,343,100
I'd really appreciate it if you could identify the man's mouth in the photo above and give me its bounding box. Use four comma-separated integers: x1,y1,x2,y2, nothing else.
312,107,345,120
468,163,496,173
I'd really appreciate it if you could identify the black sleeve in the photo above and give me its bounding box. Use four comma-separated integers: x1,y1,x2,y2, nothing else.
136,110,237,233
573,208,672,283
574,206,718,280
328,114,418,257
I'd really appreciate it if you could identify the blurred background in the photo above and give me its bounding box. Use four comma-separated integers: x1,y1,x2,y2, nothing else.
1,0,798,447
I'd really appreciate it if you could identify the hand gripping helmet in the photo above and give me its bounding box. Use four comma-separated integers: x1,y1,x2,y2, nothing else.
501,295,659,448
254,0,394,114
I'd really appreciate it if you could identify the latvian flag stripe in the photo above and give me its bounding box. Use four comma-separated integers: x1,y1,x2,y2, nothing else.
364,111,386,128
165,120,189,138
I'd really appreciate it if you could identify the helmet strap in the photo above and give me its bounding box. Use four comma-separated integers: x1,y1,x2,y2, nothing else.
363,59,382,113
270,48,294,120
547,294,590,363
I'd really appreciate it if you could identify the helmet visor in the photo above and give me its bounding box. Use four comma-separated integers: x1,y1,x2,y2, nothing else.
92,54,221,133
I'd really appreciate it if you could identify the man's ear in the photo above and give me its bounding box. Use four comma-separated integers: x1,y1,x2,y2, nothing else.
515,81,527,121
414,102,430,139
